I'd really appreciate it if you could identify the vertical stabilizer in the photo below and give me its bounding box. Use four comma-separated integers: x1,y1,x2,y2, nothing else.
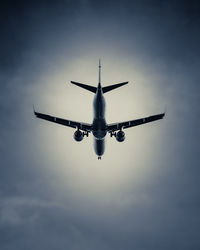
98,59,101,84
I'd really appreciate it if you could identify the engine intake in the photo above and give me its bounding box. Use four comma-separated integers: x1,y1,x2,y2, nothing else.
74,130,83,142
116,130,125,142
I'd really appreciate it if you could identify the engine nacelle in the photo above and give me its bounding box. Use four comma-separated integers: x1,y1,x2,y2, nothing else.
74,130,83,142
116,130,125,142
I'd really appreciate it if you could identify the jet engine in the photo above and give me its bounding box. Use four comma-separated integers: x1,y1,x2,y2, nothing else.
74,130,83,142
116,130,125,142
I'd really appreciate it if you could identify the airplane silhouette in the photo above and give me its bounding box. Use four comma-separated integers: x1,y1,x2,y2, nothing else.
34,60,165,159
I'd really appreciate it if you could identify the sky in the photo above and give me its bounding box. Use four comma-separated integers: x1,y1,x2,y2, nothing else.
0,0,200,249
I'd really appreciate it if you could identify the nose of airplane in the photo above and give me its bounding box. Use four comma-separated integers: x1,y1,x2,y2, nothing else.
94,138,105,157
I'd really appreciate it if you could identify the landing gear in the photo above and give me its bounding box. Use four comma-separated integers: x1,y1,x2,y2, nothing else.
83,131,89,137
98,156,101,160
110,131,116,137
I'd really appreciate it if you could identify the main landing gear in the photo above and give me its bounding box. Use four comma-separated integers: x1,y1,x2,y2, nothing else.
110,131,116,137
83,131,89,137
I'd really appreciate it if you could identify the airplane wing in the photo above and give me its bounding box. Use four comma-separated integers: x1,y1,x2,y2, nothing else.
34,110,92,132
107,113,165,132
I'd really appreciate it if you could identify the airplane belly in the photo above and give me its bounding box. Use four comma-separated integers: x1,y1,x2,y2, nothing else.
93,129,107,139
94,139,105,156
93,94,105,119
92,118,107,139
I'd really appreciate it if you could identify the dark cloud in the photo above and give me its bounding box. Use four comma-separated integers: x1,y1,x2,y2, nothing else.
0,0,200,249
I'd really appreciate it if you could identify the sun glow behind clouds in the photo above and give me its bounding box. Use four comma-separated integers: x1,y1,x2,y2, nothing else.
33,55,165,199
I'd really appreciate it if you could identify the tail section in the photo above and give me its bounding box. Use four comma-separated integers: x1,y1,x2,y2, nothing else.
102,81,128,93
70,60,128,94
70,81,97,93
70,60,101,93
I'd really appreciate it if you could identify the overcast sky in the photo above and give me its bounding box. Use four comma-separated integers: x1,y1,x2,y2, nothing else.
0,0,200,249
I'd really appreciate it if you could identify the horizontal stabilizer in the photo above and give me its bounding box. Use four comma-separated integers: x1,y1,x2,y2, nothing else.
102,82,128,93
71,81,97,93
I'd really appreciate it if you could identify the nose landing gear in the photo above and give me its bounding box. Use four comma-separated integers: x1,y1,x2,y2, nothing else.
98,156,101,160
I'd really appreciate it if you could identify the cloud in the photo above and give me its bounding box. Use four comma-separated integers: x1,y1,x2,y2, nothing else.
0,196,62,226
0,0,200,249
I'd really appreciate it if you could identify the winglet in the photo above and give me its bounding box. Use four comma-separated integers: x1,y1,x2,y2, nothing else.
33,105,36,115
164,106,167,117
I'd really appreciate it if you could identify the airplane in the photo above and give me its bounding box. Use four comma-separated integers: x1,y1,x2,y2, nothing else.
34,60,165,159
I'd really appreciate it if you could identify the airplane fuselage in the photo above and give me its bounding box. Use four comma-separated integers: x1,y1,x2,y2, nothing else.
92,83,106,158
